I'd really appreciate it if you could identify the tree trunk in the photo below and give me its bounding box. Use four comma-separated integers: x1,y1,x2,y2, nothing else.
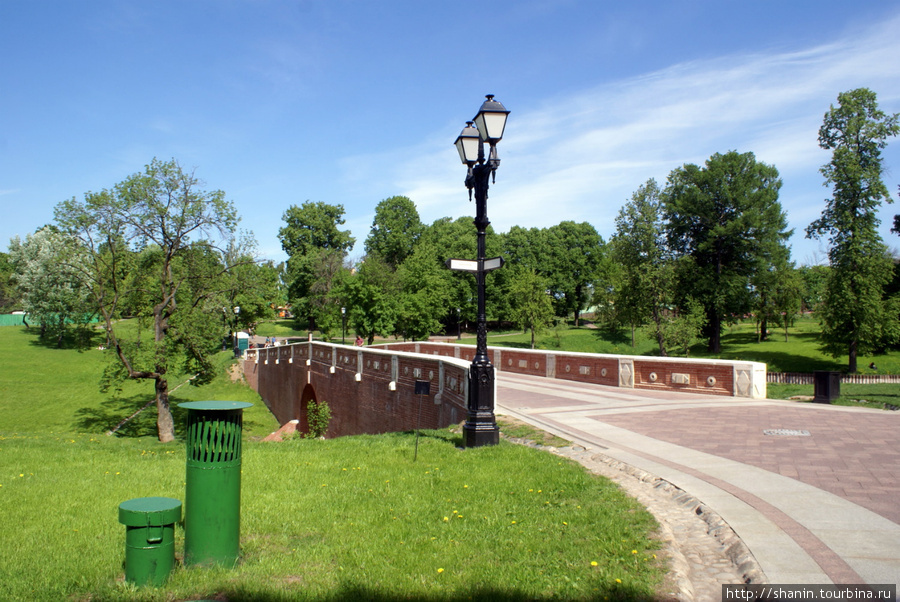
651,308,667,356
707,310,721,354
155,376,175,443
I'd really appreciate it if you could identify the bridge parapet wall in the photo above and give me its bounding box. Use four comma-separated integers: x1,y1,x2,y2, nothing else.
244,342,470,437
375,342,766,399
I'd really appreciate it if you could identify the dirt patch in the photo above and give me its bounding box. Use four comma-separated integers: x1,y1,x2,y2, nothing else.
229,362,245,383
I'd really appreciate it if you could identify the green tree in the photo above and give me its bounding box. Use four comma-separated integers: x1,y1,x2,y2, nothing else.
806,88,900,372
664,151,790,354
508,268,554,349
610,179,675,353
797,264,829,312
279,201,355,332
8,227,95,346
365,196,423,268
545,221,603,325
648,297,705,357
768,262,803,342
396,244,453,340
345,254,399,344
221,238,280,336
502,226,547,273
55,158,240,442
417,216,503,329
0,252,22,313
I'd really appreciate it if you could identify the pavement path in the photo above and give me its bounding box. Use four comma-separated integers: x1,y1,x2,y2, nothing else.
495,372,900,598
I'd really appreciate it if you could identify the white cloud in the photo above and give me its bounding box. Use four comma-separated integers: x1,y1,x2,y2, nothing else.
386,13,900,260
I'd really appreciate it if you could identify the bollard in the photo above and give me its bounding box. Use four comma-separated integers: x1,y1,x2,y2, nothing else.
179,401,253,567
118,497,182,586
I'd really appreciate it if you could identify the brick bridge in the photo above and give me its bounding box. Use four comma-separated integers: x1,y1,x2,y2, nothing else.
243,341,766,438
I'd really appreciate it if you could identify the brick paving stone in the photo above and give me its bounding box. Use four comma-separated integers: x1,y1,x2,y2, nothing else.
595,405,900,524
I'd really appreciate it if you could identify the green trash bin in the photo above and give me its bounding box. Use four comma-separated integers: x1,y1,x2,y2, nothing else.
118,496,182,586
179,401,253,567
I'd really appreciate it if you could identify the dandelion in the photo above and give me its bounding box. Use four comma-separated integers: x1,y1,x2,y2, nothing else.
631,550,637,554
437,568,444,574
443,517,449,522
463,485,468,488
590,561,598,567
616,578,622,584
511,520,517,524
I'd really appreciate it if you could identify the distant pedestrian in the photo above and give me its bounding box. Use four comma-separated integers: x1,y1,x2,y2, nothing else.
869,362,877,371
355,335,364,347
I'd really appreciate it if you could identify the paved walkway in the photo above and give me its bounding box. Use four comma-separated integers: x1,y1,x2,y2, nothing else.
495,372,900,593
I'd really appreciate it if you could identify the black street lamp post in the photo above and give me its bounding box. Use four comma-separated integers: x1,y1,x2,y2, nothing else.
449,95,509,448
341,306,346,345
232,306,241,358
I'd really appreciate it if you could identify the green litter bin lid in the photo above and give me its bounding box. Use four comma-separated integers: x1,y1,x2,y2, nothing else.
118,497,182,526
178,401,254,411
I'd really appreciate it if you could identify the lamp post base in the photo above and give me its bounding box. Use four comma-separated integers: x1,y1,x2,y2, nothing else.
463,419,499,447
464,361,499,448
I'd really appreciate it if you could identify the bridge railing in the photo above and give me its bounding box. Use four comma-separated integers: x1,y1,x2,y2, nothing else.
374,342,767,399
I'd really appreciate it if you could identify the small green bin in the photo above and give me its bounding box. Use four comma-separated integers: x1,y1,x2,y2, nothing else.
118,496,182,586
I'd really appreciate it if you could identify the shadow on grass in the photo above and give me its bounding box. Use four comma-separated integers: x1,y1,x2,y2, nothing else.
213,583,656,601
74,396,267,440
74,395,188,438
592,323,631,347
397,428,464,449
23,324,104,352
714,349,844,373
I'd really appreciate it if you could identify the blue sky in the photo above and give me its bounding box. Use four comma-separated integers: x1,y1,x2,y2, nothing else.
2,1,899,266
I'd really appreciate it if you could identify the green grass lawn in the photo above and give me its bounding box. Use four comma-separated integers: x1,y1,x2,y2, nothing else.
0,431,663,601
0,325,665,600
0,326,278,437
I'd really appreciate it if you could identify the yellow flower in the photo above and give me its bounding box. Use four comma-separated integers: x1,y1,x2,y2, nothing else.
590,561,598,566
443,517,449,522
437,568,444,574
631,550,637,554
616,578,622,584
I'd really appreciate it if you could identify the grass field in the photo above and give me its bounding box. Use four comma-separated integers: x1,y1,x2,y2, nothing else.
0,325,665,600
